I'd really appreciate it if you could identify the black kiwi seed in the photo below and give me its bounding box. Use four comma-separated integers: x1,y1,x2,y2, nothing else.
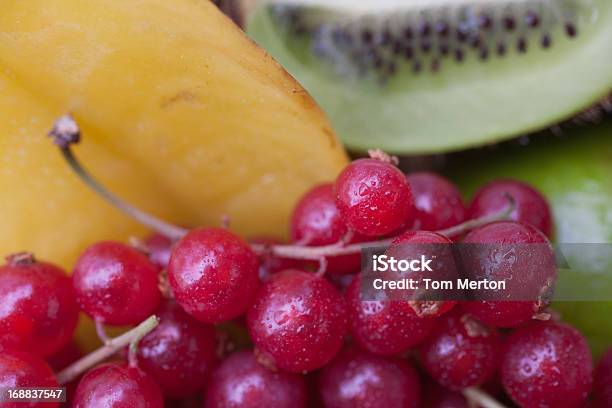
541,34,552,48
469,34,482,49
413,61,422,73
361,30,373,44
478,13,493,30
454,48,465,62
503,16,516,31
517,37,528,53
456,25,469,42
403,26,413,40
525,10,540,28
439,42,450,56
421,39,432,53
435,21,450,37
404,46,414,60
392,41,403,55
565,22,578,37
496,42,507,56
479,47,489,60
417,20,432,36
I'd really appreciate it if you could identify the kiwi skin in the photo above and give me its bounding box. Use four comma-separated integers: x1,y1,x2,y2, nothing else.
245,0,612,154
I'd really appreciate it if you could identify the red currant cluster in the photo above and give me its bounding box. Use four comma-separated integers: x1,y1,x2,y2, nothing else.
0,124,609,408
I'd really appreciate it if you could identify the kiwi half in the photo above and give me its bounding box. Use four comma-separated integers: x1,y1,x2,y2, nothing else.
246,0,612,153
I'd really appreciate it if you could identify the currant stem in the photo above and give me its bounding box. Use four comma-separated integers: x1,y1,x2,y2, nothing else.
56,315,159,385
48,115,188,241
251,197,515,261
463,387,509,408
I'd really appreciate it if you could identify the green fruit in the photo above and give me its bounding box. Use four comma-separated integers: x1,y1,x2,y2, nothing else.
245,0,612,154
448,120,612,357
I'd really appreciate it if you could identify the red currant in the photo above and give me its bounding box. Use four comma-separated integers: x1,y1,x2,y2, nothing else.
143,233,174,270
0,254,79,357
389,230,458,317
73,241,161,325
460,221,556,327
592,347,612,408
334,158,414,237
247,269,347,373
291,183,368,274
73,362,163,407
0,350,59,408
421,381,468,408
319,349,421,408
136,300,217,398
346,275,436,356
168,227,259,323
501,321,592,408
468,179,553,237
205,350,307,408
407,172,466,232
419,309,501,390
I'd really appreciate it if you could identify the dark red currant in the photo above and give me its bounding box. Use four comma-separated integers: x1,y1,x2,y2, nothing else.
501,321,592,408
247,269,347,373
73,241,161,325
0,254,79,357
291,183,367,274
421,381,468,408
407,172,466,232
592,347,612,408
334,158,414,237
73,362,163,408
460,221,556,327
388,230,458,317
168,227,259,323
346,275,436,356
136,300,217,398
0,350,59,408
419,309,501,390
468,179,552,237
319,349,421,408
205,350,306,408
143,233,174,270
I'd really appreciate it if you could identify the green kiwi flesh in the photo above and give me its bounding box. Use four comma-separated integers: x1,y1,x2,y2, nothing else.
447,120,612,357
246,0,612,153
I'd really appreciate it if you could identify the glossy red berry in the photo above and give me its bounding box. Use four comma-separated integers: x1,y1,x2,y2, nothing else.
419,310,501,390
291,183,367,274
593,348,612,408
407,172,466,232
346,275,436,356
319,349,421,408
205,350,307,408
0,254,79,357
501,322,592,408
460,221,556,328
73,362,163,408
0,350,59,408
389,230,458,317
73,241,161,325
468,179,553,237
143,233,174,270
168,227,259,323
247,269,347,373
421,382,468,408
136,300,217,398
334,158,414,237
